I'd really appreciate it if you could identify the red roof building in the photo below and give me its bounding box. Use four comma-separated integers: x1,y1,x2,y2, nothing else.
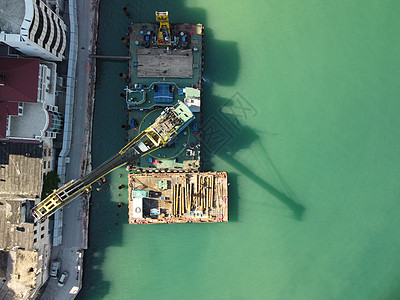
0,57,62,141
0,57,39,139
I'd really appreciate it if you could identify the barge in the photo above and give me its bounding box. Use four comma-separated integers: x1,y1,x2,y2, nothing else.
126,11,203,171
126,12,229,224
128,172,228,224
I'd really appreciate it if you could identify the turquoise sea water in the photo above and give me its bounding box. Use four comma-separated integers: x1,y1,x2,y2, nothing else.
78,1,400,299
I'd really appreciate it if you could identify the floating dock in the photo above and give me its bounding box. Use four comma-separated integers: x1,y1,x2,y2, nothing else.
125,12,203,171
125,12,228,224
128,172,228,224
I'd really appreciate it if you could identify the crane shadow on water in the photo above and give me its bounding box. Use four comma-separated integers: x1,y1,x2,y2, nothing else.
200,91,306,221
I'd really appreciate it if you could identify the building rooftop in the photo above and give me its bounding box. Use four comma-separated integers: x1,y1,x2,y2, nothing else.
0,140,46,299
0,141,41,298
0,248,38,299
9,103,48,140
0,199,35,251
0,57,42,139
0,142,43,200
0,142,41,255
0,0,25,34
0,57,40,103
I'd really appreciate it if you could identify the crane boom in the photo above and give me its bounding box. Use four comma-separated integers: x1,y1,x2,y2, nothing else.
31,101,194,222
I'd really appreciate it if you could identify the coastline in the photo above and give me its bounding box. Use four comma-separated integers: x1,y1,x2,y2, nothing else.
77,0,100,295
37,0,101,298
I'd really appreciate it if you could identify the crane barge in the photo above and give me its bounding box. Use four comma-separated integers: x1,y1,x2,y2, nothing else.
31,101,194,222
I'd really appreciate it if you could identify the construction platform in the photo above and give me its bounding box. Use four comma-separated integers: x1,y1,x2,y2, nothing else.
123,13,228,225
129,22,203,85
128,172,228,224
125,18,203,170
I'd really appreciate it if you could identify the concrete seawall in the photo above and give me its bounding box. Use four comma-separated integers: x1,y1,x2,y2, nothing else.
78,0,101,294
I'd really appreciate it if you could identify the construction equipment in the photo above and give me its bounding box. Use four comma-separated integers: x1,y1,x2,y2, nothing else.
31,101,194,222
155,11,171,46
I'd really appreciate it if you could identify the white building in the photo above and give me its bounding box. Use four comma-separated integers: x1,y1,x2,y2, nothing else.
0,0,67,62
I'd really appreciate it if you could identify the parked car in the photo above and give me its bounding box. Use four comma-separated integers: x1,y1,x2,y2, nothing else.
50,259,61,279
58,271,69,287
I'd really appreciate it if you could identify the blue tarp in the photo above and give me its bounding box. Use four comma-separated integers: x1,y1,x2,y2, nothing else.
154,85,173,103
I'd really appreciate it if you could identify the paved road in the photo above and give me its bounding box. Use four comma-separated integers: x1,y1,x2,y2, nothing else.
61,0,92,249
40,0,93,299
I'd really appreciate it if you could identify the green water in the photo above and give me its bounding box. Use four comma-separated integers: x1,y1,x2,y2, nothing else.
78,1,400,299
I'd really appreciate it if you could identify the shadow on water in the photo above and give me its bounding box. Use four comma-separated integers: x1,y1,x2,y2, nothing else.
225,172,239,221
221,153,305,221
200,91,306,221
204,28,239,86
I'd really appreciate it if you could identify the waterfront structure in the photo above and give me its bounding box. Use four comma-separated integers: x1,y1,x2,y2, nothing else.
0,0,67,62
124,12,228,224
0,142,52,299
125,12,204,170
0,57,63,143
128,172,228,224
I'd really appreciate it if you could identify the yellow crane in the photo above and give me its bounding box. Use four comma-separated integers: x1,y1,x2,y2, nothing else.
155,11,171,46
31,101,194,222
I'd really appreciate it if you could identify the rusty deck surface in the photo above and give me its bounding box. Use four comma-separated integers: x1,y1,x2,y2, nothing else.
137,48,193,78
128,172,228,224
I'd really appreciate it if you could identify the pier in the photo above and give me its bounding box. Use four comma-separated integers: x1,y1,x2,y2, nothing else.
89,54,131,59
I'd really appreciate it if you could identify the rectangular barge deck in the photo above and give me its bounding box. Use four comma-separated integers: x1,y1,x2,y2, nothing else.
124,12,228,224
126,17,203,171
128,172,228,224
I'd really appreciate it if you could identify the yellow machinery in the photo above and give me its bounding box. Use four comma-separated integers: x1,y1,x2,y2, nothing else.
155,11,171,46
31,101,194,222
